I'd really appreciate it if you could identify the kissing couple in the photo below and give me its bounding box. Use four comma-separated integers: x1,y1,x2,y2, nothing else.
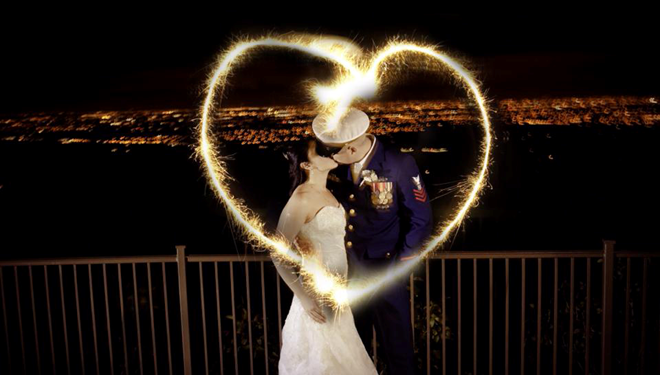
274,108,433,374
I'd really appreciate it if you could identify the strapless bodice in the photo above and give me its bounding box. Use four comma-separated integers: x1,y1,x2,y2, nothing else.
298,205,347,277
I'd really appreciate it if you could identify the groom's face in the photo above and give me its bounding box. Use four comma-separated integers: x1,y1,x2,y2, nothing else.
328,135,368,165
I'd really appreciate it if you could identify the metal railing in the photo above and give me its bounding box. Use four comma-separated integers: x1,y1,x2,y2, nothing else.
0,240,658,374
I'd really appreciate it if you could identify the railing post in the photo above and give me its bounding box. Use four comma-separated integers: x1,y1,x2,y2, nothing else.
176,245,192,375
601,240,615,375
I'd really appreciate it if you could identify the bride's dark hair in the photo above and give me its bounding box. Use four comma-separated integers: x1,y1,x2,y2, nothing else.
282,139,313,196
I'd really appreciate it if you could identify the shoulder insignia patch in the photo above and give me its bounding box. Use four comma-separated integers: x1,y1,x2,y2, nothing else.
412,174,427,202
412,174,422,190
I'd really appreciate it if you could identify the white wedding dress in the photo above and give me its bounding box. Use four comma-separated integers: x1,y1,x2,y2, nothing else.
278,204,378,375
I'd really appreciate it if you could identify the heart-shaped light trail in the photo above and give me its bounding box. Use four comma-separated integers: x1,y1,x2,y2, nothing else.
195,33,494,312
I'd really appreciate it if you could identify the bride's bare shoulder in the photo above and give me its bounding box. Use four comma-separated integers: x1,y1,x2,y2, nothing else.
290,184,322,203
290,185,313,202
292,183,315,195
280,187,315,220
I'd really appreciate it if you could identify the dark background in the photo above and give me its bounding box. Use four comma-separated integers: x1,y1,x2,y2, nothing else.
2,9,658,113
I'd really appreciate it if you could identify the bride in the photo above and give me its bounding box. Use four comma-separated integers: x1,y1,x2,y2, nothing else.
274,139,378,374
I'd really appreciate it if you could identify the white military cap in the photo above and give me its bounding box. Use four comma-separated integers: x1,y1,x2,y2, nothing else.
312,108,370,145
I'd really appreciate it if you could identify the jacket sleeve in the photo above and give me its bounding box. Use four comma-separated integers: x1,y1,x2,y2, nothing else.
396,154,433,259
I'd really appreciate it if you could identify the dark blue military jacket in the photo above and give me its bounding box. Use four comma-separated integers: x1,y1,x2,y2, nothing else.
328,136,433,262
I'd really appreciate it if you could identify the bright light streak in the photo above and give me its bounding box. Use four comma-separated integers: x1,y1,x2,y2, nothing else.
195,32,494,311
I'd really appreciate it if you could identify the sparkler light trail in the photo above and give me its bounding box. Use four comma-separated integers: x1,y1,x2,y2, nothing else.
194,32,494,313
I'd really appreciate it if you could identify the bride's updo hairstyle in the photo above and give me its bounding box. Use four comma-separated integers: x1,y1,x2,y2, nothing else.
282,139,313,197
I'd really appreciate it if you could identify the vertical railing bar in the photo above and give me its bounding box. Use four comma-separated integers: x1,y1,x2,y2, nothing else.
59,264,72,375
505,258,509,375
276,269,282,351
536,258,542,375
569,257,574,375
199,262,209,375
489,258,493,375
161,263,173,375
87,264,100,375
102,264,115,375
118,264,129,375
372,325,378,367
147,262,158,375
132,263,144,375
410,273,415,346
624,257,631,375
553,258,558,375
457,259,462,375
72,264,85,374
521,258,526,375
229,261,239,375
44,266,57,375
585,257,591,375
175,246,192,375
14,266,27,374
474,258,478,375
214,262,225,375
260,261,269,375
245,260,254,375
1,268,13,374
441,258,446,375
639,258,647,374
28,266,42,374
426,257,431,375
602,240,615,375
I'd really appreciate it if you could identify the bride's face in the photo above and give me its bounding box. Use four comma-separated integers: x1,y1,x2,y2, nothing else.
306,140,338,172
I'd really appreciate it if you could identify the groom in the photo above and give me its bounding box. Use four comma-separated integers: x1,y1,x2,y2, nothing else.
312,108,433,375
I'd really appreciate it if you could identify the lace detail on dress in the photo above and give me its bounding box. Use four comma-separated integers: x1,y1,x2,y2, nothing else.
278,204,377,375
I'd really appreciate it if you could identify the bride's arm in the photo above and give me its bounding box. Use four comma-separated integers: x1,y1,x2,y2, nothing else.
275,193,327,323
274,194,313,300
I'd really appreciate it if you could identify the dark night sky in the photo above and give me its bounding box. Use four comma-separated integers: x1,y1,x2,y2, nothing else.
2,8,658,114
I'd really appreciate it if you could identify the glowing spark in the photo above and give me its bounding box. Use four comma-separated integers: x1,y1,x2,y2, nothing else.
196,32,494,309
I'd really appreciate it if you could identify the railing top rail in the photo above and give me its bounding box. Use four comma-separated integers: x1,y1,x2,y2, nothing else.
0,248,657,267
429,250,604,259
188,254,272,262
0,254,177,267
612,250,660,257
429,249,658,259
